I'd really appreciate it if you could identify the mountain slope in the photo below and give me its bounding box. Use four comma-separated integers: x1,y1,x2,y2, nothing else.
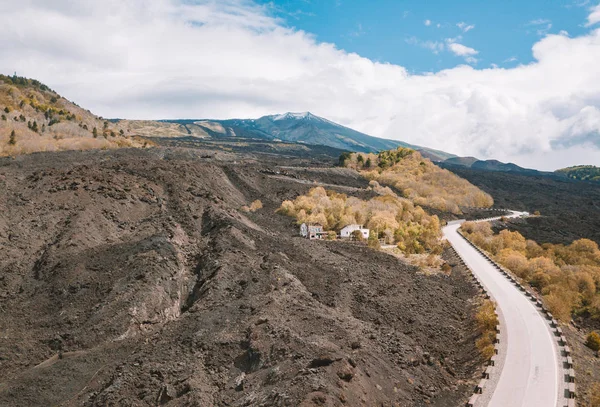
0,74,146,156
165,112,457,158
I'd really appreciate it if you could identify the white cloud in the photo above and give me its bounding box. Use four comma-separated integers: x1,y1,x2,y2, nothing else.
529,18,551,25
1,0,599,170
406,37,445,54
424,19,432,26
447,42,479,56
586,3,600,26
457,22,475,32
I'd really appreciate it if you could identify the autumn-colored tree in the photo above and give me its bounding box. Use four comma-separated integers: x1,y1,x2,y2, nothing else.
461,221,600,322
586,331,600,352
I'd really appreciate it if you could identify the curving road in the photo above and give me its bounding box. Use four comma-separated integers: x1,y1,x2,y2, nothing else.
443,211,561,407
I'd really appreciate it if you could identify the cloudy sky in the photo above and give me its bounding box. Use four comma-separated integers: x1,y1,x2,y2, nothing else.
1,0,599,170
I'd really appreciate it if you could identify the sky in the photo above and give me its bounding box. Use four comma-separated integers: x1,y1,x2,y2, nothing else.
0,0,599,170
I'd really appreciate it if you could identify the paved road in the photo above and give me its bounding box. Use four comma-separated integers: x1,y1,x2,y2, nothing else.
443,212,560,407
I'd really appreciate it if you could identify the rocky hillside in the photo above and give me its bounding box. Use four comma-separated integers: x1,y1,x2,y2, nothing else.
0,146,486,407
0,74,146,156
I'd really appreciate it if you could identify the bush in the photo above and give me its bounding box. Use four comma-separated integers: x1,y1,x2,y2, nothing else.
325,231,337,240
8,130,16,145
591,382,600,407
475,300,498,359
351,229,365,242
586,331,600,352
241,200,263,213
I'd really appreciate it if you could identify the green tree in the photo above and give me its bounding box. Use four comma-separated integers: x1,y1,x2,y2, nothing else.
92,127,98,138
1,114,6,121
8,130,16,145
365,157,372,168
338,152,351,167
357,154,364,164
119,129,125,136
32,121,38,132
3,107,9,114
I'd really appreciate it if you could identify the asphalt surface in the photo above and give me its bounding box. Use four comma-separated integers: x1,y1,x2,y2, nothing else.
443,212,560,407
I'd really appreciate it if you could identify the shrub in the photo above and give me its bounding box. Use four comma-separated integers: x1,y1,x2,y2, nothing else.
351,230,365,242
591,382,600,407
8,130,16,145
325,231,337,240
242,200,263,213
586,331,600,352
533,210,541,216
475,300,498,359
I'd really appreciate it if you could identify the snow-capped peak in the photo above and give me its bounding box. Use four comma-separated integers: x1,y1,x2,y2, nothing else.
271,112,313,121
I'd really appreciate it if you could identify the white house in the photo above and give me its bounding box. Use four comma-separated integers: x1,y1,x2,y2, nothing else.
340,224,370,239
300,223,325,240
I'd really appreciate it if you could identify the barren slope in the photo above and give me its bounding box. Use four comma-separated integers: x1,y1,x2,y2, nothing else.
0,147,484,406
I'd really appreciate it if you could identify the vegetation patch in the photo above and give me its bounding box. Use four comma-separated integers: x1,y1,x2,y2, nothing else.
340,148,493,214
278,186,443,254
461,221,600,322
475,300,499,359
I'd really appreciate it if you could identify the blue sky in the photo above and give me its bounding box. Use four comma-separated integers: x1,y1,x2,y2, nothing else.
260,0,592,72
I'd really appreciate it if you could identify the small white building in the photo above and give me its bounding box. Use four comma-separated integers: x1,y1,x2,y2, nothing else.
300,223,325,240
340,224,370,240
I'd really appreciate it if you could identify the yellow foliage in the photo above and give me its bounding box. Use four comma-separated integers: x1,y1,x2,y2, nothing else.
475,300,498,359
343,148,493,214
591,382,600,407
241,200,263,213
461,222,600,322
278,187,442,254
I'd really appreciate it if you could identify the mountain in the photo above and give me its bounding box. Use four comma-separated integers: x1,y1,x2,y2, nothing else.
441,156,546,176
556,165,600,182
0,74,146,156
162,112,457,159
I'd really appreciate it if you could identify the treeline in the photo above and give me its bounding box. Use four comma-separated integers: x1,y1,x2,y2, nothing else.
278,186,442,254
340,148,493,214
461,221,600,322
557,165,600,183
0,74,53,92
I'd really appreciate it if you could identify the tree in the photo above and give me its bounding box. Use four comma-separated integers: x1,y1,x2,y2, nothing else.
32,121,38,132
586,331,600,352
365,158,371,168
119,129,125,136
1,114,6,121
338,152,351,167
92,127,98,138
110,131,116,138
3,107,9,114
357,154,364,164
8,130,16,145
